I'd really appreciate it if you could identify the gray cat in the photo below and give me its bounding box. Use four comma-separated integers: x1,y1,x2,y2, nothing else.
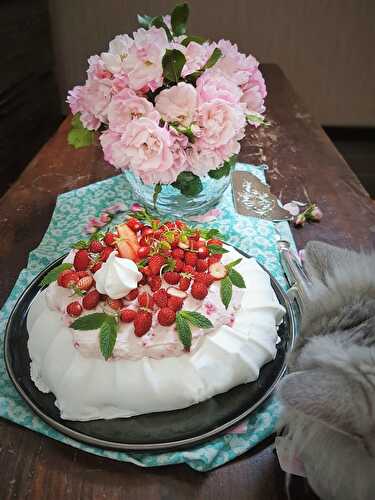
277,241,375,500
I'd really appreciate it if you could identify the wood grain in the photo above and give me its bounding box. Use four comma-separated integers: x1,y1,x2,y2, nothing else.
0,63,373,500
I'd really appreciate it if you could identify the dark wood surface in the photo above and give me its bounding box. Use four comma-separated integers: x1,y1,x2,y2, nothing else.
0,64,374,500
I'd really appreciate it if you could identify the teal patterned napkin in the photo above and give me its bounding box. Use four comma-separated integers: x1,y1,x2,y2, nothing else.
0,164,295,471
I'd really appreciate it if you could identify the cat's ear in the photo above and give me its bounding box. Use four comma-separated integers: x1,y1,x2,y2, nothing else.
279,369,361,437
304,241,355,284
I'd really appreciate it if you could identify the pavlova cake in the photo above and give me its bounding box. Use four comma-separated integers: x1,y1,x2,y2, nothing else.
27,208,285,421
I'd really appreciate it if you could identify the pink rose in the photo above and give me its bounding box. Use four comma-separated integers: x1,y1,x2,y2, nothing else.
67,85,101,130
181,42,215,77
87,55,113,81
123,27,169,91
187,145,222,176
241,68,267,115
215,40,258,85
67,79,112,129
100,130,127,169
108,88,159,133
100,34,134,74
155,82,197,126
196,69,242,105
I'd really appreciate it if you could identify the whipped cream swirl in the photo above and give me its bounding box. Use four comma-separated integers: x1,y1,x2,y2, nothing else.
94,251,142,299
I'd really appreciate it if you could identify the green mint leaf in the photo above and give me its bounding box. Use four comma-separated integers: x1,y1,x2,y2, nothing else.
151,16,173,41
180,311,213,329
99,316,118,360
202,47,222,70
89,230,106,242
176,313,192,351
153,183,162,208
225,258,242,270
172,171,203,197
207,244,229,255
70,312,108,331
181,35,206,46
208,160,232,179
72,240,89,250
162,49,186,83
220,276,233,309
39,263,73,287
137,14,155,28
68,114,94,149
228,268,246,288
199,228,226,241
137,258,148,269
171,2,189,36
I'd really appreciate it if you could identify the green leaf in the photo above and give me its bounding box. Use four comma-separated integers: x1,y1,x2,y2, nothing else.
39,263,73,287
153,183,162,208
225,258,242,270
171,3,189,36
137,258,148,269
70,312,108,331
199,228,226,241
89,230,106,242
151,16,173,41
246,113,265,125
228,268,246,288
99,316,118,360
180,311,213,329
68,114,94,149
220,276,233,309
172,171,203,197
202,48,222,70
207,244,229,255
72,240,89,250
176,313,192,351
162,49,186,83
137,14,155,28
208,161,232,179
181,35,206,47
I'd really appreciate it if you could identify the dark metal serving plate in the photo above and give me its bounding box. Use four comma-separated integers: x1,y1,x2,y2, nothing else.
4,249,297,451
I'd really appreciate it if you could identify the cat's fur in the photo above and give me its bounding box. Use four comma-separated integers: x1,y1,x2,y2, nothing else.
278,241,375,500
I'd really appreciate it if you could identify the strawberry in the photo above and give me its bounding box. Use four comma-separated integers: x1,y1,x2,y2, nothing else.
179,276,191,291
207,239,223,246
194,272,207,283
167,296,184,312
76,275,93,291
100,247,114,262
104,232,116,246
196,259,209,272
120,308,137,323
178,241,190,250
182,264,195,274
127,218,142,232
173,258,184,272
74,249,90,271
148,275,162,292
138,292,154,310
142,266,152,278
148,255,166,275
158,307,176,326
67,301,82,317
125,288,139,301
208,262,227,280
82,289,100,310
57,269,73,287
141,227,154,237
153,289,168,308
184,252,197,267
137,246,150,259
208,255,222,266
139,275,147,286
134,311,152,337
197,246,209,259
190,230,200,241
91,262,102,273
106,298,123,310
163,271,180,285
89,240,103,253
172,248,185,260
190,240,200,250
166,287,187,299
60,271,79,288
204,273,215,287
77,271,89,278
175,220,186,229
191,281,208,300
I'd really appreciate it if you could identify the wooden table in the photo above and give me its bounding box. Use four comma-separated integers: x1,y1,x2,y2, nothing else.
0,64,374,500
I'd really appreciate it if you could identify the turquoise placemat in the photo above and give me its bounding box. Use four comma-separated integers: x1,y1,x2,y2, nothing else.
0,163,295,471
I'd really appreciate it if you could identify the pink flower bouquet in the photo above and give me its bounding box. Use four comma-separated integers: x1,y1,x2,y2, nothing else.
67,3,266,208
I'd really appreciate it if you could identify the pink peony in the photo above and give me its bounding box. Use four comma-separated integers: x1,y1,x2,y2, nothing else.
215,40,258,85
196,69,243,105
241,68,267,115
123,27,169,91
155,82,197,126
107,88,159,133
100,34,134,74
181,41,216,77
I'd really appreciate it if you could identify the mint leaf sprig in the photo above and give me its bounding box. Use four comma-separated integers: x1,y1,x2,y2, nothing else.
39,263,73,287
220,259,246,309
175,310,213,351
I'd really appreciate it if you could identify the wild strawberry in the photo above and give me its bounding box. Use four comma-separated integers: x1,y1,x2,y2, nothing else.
104,232,116,246
194,272,207,283
142,266,152,277
204,273,215,287
125,288,139,301
148,255,166,275
163,271,180,285
82,289,101,310
196,259,209,272
148,276,162,292
173,258,184,272
57,269,73,287
183,264,195,274
208,255,222,265
139,235,152,247
67,301,82,317
184,252,197,267
153,229,163,239
175,220,186,229
167,296,184,312
127,218,142,232
166,287,187,299
178,241,190,250
137,246,150,259
89,240,103,253
141,226,154,237
77,271,89,278
120,308,136,323
197,246,209,259
208,262,227,280
60,271,79,288
139,275,147,286
172,248,185,260
153,289,168,308
179,276,191,291
191,281,208,300
76,275,93,291
207,238,223,246
157,307,176,326
106,298,123,310
91,262,102,273
190,230,200,241
74,249,90,271
134,311,152,337
190,240,200,250
138,292,154,310
171,235,179,248
100,247,114,262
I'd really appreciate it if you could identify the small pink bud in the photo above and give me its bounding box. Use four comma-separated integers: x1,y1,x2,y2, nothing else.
100,212,111,223
130,203,143,212
84,223,97,235
294,213,306,227
310,205,323,221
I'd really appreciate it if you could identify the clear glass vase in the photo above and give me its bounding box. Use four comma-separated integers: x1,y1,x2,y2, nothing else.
124,170,231,218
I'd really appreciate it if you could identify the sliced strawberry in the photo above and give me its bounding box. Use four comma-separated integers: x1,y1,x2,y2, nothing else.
166,287,187,299
106,298,123,310
117,240,137,260
208,262,227,280
76,275,93,291
117,222,139,248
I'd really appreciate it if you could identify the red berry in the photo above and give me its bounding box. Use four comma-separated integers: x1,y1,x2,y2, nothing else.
139,275,147,286
142,265,152,277
173,258,184,272
191,230,200,241
149,275,162,292
141,227,154,237
196,259,209,272
185,252,197,267
74,249,90,271
100,247,114,262
127,218,142,232
77,271,89,278
209,262,228,280
194,272,207,283
134,311,152,337
67,301,82,317
197,246,209,259
104,232,116,246
172,248,185,260
120,308,136,323
157,307,176,326
106,298,123,310
191,281,208,300
57,269,73,287
91,262,102,273
190,240,200,250
183,264,195,274
179,276,191,291
60,271,79,288
137,246,150,259
138,292,154,310
89,240,103,253
164,271,180,285
167,296,183,312
207,239,222,246
204,273,215,287
125,288,139,301
208,255,222,266
175,220,186,229
76,275,93,291
153,229,164,239
148,255,166,275
139,235,151,247
153,289,168,308
82,290,101,310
